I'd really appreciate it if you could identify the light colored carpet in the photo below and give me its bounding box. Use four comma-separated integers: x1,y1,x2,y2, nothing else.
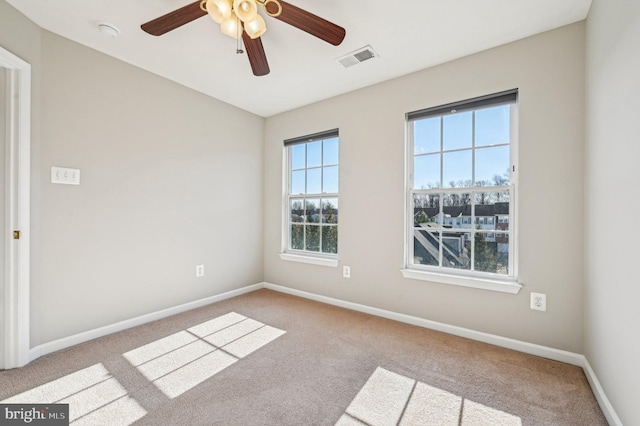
336,367,522,425
3,311,284,423
0,289,607,425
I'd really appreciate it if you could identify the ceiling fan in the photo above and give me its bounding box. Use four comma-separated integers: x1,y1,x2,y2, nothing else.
141,0,346,76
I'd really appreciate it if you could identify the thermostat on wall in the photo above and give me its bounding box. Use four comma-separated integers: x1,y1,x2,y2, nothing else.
51,166,80,185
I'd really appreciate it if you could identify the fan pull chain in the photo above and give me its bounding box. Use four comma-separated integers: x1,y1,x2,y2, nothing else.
236,16,244,54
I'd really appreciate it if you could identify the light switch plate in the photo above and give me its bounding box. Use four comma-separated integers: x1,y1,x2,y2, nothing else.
51,166,80,185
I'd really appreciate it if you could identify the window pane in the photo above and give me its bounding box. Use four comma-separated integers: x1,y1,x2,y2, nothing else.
322,198,338,223
475,145,510,186
290,199,304,223
305,198,320,223
474,191,510,205
443,192,471,208
307,141,322,168
413,229,440,266
323,165,338,193
322,225,338,254
307,168,321,194
291,170,305,195
291,144,306,170
442,232,471,271
475,105,510,147
474,232,507,275
497,218,509,232
414,117,440,154
413,194,439,225
290,224,304,250
443,111,472,151
443,150,472,188
413,193,440,209
475,191,509,232
305,225,320,251
414,154,440,189
323,137,339,166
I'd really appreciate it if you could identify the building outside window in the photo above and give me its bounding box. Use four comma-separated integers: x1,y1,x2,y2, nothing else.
406,90,517,281
284,129,339,257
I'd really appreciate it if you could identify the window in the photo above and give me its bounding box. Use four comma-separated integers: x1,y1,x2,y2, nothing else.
283,130,339,262
404,90,518,291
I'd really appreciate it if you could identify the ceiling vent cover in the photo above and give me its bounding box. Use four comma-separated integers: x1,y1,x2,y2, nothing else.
337,46,378,68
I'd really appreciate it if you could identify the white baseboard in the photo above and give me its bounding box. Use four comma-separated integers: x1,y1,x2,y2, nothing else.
580,357,623,426
263,282,583,365
28,283,264,363
25,280,621,425
263,282,622,424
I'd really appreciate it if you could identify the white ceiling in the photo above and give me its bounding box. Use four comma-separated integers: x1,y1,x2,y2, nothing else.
7,0,591,117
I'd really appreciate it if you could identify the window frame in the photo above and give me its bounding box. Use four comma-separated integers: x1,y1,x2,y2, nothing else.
280,129,339,267
402,90,521,293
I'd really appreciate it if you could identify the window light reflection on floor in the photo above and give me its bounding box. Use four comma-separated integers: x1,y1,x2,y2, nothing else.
1,363,146,425
336,367,522,426
123,312,286,399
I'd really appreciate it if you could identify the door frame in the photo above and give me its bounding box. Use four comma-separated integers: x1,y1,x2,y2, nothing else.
1,46,31,369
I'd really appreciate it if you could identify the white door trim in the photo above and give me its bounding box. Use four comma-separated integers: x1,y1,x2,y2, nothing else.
1,46,31,369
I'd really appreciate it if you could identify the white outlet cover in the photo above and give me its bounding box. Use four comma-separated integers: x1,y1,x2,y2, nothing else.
196,265,205,277
343,266,351,278
530,292,547,311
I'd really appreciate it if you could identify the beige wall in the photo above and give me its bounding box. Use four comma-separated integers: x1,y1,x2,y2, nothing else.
264,23,586,353
1,0,265,349
585,0,640,423
31,31,264,346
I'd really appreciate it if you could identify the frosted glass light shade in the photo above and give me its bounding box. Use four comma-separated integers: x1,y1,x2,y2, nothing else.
244,15,266,39
220,13,242,39
206,0,232,24
233,0,258,22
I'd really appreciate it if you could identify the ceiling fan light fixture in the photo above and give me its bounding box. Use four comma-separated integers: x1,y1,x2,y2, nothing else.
206,0,233,24
244,15,266,39
220,12,242,38
233,0,258,22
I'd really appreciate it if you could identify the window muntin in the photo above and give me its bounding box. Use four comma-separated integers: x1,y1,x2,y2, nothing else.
286,131,339,256
407,91,516,279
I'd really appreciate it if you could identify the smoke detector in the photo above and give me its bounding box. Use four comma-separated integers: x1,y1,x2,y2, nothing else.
98,23,120,38
336,46,378,68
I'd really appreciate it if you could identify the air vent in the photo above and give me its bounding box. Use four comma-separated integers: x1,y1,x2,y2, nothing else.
336,46,378,68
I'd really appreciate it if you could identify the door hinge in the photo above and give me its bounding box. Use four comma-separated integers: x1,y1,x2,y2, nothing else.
13,230,21,240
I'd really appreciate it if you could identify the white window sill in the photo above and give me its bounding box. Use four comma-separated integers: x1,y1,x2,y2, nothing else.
279,253,339,268
401,269,522,294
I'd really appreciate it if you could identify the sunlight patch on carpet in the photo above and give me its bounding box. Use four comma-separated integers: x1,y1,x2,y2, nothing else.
1,363,147,425
123,312,285,398
336,367,521,426
344,367,414,425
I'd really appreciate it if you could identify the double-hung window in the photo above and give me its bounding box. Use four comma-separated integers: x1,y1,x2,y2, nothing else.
283,130,339,264
404,90,519,292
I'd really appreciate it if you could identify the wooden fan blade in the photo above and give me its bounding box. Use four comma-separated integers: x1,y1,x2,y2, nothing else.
242,33,270,76
266,1,346,46
141,1,207,36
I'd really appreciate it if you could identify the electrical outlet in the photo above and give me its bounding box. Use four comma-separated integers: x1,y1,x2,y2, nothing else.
530,292,546,311
196,264,205,277
343,266,351,278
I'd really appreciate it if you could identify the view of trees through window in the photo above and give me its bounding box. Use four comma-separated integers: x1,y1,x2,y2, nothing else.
286,132,339,255
408,93,516,277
